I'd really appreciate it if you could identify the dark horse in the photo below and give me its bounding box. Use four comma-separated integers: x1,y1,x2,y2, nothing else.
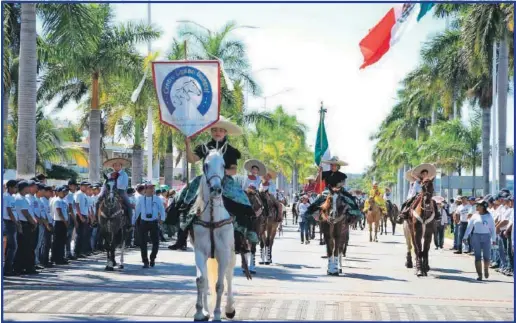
319,191,348,276
291,201,299,225
401,179,438,277
381,201,399,235
258,191,282,265
98,174,129,271
245,189,266,274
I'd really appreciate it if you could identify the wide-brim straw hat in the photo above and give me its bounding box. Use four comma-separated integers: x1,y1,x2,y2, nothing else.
432,196,445,204
244,159,266,176
405,168,415,182
205,116,243,136
103,158,131,169
321,156,348,166
265,169,277,180
412,163,437,180
305,175,316,181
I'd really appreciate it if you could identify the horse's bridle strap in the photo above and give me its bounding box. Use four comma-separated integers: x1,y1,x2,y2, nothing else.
193,217,233,229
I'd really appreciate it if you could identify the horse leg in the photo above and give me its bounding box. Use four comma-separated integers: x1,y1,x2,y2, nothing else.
391,216,396,235
194,253,210,321
412,222,424,277
336,222,343,274
268,224,278,264
119,231,125,270
259,225,266,265
423,226,433,275
375,219,379,242
225,252,236,319
213,251,230,321
249,243,256,274
368,219,372,242
403,222,413,268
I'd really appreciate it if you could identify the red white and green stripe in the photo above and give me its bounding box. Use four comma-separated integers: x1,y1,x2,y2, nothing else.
359,3,434,69
315,112,331,171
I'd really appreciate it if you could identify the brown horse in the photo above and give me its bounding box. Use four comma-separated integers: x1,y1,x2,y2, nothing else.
381,201,398,235
402,179,438,276
320,191,348,276
258,191,282,265
245,189,266,274
366,197,382,242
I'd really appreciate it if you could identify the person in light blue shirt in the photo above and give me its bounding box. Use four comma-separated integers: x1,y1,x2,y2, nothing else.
98,158,132,226
74,181,91,257
13,181,38,274
135,182,165,268
3,180,19,276
463,200,496,281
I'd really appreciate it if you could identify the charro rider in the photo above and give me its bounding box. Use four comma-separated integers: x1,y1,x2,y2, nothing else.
243,159,266,191
306,156,362,223
97,158,133,226
259,169,284,221
398,163,437,222
303,175,317,195
174,116,259,254
363,182,387,215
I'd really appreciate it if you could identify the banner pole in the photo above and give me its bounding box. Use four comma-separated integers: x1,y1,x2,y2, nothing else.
184,40,190,188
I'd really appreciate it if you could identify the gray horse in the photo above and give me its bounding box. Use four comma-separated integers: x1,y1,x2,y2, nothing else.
98,174,128,271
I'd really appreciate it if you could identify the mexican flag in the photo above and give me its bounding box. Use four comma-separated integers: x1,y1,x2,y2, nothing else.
314,112,330,193
359,3,434,69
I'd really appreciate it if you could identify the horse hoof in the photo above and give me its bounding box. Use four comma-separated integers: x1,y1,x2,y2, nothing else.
118,265,124,269
416,270,423,277
339,269,342,274
406,262,413,269
193,316,210,322
423,271,428,277
226,310,236,319
105,266,114,271
258,262,264,265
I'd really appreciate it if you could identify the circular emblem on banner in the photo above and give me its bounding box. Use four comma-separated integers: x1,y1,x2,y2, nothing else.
161,66,213,116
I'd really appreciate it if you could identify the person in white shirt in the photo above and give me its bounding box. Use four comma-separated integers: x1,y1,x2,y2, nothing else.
39,185,54,268
260,170,278,196
462,199,496,280
65,179,79,260
13,180,38,275
495,194,513,275
134,182,165,268
74,181,91,258
454,196,473,254
242,159,265,191
298,195,311,244
51,186,70,265
433,197,448,250
3,180,19,276
29,183,46,269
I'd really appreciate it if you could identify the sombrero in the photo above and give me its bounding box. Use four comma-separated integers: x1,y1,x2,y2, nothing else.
432,196,445,204
244,159,266,176
305,175,316,181
412,163,437,180
103,158,131,169
265,169,277,180
205,116,243,136
404,168,415,182
321,156,348,166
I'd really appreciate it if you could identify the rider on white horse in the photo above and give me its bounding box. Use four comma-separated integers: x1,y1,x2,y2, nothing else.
178,117,259,255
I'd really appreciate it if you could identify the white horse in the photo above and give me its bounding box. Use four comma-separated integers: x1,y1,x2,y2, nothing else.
191,149,236,321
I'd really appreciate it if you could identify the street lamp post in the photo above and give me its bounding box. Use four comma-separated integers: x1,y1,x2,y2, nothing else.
261,88,294,110
245,67,279,110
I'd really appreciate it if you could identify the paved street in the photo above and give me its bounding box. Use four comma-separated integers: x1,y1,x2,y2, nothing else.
3,215,514,321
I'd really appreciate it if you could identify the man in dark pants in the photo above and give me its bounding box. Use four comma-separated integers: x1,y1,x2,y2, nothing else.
74,181,91,258
455,196,472,254
65,179,78,260
51,186,70,265
13,180,39,275
3,180,20,276
133,184,145,248
134,183,166,268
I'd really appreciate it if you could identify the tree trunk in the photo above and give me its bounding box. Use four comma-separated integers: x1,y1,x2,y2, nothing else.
497,37,508,189
457,165,462,195
16,4,37,179
481,107,491,195
131,118,143,185
182,151,188,183
88,72,101,182
472,157,476,197
3,86,10,173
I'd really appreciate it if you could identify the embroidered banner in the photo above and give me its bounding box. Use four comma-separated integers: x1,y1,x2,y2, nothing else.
152,60,221,137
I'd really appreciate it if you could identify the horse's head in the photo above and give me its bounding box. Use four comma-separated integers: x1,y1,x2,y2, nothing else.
203,148,225,198
102,173,118,204
421,178,434,203
368,197,376,207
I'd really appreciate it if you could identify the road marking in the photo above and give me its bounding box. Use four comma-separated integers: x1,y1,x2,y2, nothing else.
113,293,148,315
154,295,181,316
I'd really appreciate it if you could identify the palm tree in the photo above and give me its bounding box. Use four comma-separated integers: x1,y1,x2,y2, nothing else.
37,4,160,182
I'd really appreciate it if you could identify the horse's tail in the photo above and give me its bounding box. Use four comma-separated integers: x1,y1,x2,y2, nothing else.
207,257,219,312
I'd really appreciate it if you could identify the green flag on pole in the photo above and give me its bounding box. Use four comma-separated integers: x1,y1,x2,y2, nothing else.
315,110,329,166
417,3,434,22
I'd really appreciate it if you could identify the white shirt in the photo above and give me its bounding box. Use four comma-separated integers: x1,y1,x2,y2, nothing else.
52,197,68,222
464,212,496,242
108,169,129,190
66,192,77,216
14,193,32,222
438,208,448,226
407,183,417,200
3,192,17,221
74,191,89,216
298,202,309,222
260,181,277,195
133,195,165,224
26,194,41,220
449,203,457,215
39,196,52,224
499,206,513,231
243,175,261,190
383,193,392,201
457,204,472,222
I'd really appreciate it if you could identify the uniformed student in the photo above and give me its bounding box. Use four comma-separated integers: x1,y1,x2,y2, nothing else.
13,180,39,274
27,181,45,270
52,186,70,265
134,182,165,268
40,186,54,267
90,183,101,253
3,180,19,276
74,181,91,258
65,179,79,260
35,184,51,268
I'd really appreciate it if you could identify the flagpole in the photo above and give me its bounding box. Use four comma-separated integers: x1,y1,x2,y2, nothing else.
146,3,153,182
317,101,327,193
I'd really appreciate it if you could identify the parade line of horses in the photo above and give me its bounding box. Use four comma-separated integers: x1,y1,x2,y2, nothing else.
94,156,439,321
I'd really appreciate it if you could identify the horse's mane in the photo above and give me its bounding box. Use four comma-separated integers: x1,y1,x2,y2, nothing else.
192,174,207,214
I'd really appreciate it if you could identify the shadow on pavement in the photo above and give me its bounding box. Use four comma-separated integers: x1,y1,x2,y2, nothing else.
432,274,483,283
429,267,464,274
341,272,408,282
379,241,403,244
275,263,320,270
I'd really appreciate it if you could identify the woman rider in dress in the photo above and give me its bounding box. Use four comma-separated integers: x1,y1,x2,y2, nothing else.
306,156,362,222
173,117,259,254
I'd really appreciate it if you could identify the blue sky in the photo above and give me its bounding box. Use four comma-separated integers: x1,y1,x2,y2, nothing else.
51,2,514,174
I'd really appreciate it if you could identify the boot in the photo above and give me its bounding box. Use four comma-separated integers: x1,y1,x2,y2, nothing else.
483,261,489,279
475,261,483,281
168,228,187,250
327,257,332,275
